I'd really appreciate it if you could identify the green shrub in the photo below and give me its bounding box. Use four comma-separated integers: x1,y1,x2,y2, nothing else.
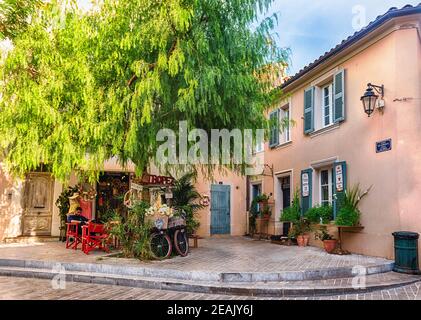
109,201,153,260
305,205,333,224
335,206,360,227
335,184,371,226
280,189,300,223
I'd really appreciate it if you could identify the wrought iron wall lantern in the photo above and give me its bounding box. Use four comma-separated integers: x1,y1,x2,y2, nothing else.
360,83,385,117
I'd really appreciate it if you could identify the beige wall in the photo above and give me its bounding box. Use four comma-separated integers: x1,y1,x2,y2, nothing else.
194,168,247,237
261,18,421,261
0,163,25,240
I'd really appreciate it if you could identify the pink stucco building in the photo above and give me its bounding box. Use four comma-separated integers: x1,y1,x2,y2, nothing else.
248,4,421,261
0,4,420,265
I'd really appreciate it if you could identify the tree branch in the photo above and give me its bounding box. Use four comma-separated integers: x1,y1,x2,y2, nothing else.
127,39,178,87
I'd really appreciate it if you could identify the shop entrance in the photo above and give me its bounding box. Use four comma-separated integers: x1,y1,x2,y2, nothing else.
96,172,130,221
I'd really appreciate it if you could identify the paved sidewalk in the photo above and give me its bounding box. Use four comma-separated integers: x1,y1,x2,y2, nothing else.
0,276,420,300
0,237,392,273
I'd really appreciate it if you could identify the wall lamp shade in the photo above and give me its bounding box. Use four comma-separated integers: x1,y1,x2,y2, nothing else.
361,83,384,117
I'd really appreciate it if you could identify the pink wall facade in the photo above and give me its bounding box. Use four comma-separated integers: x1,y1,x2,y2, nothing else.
256,15,421,261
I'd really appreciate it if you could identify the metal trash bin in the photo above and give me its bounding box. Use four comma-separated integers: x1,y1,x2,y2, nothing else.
392,231,420,274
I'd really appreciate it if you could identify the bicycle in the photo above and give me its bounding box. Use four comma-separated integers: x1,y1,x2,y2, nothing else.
149,213,189,260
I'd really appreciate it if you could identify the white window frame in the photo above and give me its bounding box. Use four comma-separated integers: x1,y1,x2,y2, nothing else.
322,83,333,128
319,168,333,206
280,104,291,144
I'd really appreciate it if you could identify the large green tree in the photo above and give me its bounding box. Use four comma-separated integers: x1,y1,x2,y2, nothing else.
0,0,287,182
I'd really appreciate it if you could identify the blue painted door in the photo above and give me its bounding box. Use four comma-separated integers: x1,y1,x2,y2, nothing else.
210,185,231,235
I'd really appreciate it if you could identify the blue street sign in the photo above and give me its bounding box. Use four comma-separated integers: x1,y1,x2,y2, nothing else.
376,139,392,153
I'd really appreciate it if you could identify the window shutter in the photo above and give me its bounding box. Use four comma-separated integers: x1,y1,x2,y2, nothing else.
303,87,315,134
333,70,345,123
269,109,279,148
333,161,347,219
300,169,313,216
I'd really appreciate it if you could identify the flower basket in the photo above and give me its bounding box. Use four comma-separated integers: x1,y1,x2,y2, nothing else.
145,213,169,230
168,216,186,229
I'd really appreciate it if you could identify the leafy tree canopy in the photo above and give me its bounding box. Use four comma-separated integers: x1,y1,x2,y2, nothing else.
0,0,42,40
0,0,288,182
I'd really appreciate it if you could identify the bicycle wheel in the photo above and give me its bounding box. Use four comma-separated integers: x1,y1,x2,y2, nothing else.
150,232,172,260
174,229,189,257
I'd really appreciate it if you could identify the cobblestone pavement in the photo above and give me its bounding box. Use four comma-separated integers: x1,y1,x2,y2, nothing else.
0,237,392,273
0,276,420,300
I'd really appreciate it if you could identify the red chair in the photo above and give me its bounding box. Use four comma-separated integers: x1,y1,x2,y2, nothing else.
81,223,110,255
65,222,82,250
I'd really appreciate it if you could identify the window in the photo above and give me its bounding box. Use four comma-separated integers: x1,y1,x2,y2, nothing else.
280,105,291,143
303,69,345,135
319,169,332,206
322,84,333,127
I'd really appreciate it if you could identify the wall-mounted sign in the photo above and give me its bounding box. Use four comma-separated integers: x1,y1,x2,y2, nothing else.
302,173,309,197
335,165,344,192
376,139,392,153
132,174,175,186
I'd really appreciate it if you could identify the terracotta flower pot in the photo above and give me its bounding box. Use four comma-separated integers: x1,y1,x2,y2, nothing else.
323,239,338,253
297,234,310,247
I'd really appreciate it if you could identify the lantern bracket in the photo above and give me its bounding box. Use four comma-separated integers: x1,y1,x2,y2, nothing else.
367,83,384,98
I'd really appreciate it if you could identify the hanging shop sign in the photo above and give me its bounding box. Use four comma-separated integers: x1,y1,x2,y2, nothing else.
132,174,175,186
335,165,344,192
302,173,309,197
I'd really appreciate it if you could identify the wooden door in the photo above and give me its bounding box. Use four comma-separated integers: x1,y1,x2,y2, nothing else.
22,173,54,236
210,185,231,235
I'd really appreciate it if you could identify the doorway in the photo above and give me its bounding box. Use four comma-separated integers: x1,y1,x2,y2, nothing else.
22,172,54,236
210,184,231,235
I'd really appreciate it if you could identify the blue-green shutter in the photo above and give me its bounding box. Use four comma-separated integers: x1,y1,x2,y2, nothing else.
301,169,313,215
333,70,345,122
303,87,315,134
333,161,347,219
269,109,279,148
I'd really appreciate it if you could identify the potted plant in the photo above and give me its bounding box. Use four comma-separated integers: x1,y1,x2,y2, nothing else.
289,217,312,247
335,184,372,227
260,204,272,219
305,205,333,225
280,189,300,223
315,227,337,253
255,194,270,208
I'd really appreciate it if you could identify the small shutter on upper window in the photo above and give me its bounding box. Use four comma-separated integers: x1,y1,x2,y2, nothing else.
303,87,314,134
333,70,345,123
269,109,279,148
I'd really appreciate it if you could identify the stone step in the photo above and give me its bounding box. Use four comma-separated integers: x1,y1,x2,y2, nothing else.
0,258,394,283
3,236,60,244
0,265,418,297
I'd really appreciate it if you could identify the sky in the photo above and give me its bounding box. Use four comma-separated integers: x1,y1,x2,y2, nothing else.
267,0,420,75
4,0,419,75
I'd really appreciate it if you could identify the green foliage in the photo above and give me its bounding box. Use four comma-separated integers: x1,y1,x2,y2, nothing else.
335,184,371,226
172,171,203,235
55,185,79,225
0,0,42,40
98,209,118,224
254,194,269,202
0,0,288,182
305,205,333,224
288,217,312,238
280,189,300,223
315,226,335,241
109,201,153,260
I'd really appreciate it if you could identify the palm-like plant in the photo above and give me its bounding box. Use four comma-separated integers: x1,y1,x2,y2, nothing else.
336,184,372,226
172,172,204,235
